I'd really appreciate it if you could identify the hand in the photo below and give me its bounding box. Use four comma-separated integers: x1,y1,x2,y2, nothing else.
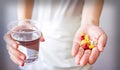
72,23,107,67
4,31,45,66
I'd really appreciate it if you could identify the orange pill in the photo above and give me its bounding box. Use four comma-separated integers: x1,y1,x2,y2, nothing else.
80,32,85,36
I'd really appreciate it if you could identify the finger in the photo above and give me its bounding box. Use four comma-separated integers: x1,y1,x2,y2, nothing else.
7,45,26,60
72,30,83,56
75,47,84,64
40,33,45,42
9,51,24,66
4,32,18,49
89,47,100,64
98,33,107,52
72,42,80,56
80,50,91,67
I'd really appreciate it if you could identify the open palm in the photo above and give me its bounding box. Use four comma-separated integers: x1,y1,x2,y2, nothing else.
72,24,107,66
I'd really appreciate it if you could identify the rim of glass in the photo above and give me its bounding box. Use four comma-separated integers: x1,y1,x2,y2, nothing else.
8,19,41,34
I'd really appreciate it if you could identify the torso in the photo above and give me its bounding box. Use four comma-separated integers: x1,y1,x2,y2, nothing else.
36,0,91,69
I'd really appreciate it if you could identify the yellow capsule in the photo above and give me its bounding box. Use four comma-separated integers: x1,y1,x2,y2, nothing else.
87,39,91,44
85,35,90,41
81,40,87,46
89,45,94,49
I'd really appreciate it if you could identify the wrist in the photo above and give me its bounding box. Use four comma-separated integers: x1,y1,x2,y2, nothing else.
17,18,31,25
81,17,99,26
17,16,31,20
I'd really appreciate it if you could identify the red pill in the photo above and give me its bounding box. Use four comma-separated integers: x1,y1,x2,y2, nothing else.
80,36,84,40
82,44,89,50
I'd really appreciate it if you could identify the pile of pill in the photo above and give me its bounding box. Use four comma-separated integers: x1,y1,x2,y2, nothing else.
80,32,97,50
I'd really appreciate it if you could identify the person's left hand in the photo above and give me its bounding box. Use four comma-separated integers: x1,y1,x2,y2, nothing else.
72,23,107,67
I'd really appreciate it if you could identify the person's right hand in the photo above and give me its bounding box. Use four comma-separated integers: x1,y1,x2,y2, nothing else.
4,31,45,66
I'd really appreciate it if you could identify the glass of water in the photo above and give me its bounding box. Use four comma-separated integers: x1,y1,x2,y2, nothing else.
8,20,41,70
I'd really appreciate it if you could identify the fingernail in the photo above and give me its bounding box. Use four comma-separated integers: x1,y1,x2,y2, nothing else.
18,61,22,66
72,51,75,56
99,46,104,52
80,63,84,67
100,48,104,52
75,59,80,65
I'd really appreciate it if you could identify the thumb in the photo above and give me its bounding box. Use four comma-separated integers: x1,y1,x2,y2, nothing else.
98,33,107,52
40,33,45,42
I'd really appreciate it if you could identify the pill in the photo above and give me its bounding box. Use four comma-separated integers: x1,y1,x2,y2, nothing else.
89,45,94,49
80,36,84,40
85,35,89,41
80,32,97,50
93,41,97,46
83,44,89,50
81,40,87,46
80,32,85,36
90,41,97,46
86,40,90,44
90,41,94,45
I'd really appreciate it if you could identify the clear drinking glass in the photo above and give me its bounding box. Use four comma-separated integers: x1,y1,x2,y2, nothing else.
8,20,41,70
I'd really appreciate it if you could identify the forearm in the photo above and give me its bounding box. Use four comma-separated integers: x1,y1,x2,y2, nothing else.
17,0,34,20
81,0,104,26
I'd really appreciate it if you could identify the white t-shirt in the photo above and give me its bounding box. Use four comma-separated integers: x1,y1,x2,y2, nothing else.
34,0,92,70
